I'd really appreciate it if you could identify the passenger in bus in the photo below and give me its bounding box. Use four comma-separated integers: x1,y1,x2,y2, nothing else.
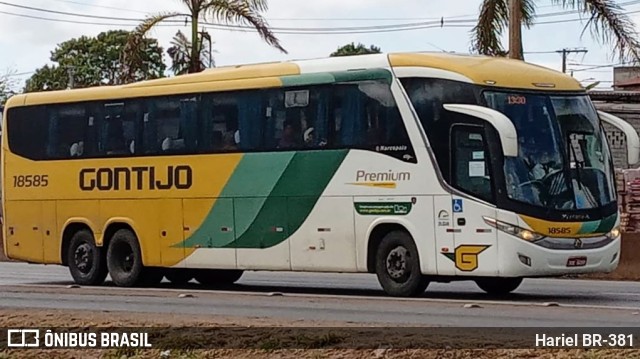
278,122,300,149
221,132,238,151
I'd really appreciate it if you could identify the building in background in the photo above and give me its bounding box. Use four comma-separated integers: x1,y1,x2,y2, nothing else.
590,66,640,169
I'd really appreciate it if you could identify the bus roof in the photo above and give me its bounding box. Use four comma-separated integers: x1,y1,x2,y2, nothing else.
388,52,583,91
5,52,583,108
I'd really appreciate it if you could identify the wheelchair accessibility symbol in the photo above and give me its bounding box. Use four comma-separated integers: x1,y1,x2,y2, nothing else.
452,199,463,213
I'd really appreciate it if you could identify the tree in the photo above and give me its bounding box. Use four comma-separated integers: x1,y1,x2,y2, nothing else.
25,30,165,92
167,30,214,75
24,65,67,93
1,70,18,107
124,0,286,78
330,43,382,57
471,0,640,62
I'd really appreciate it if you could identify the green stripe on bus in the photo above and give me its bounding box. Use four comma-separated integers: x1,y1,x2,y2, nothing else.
280,73,335,87
577,220,601,235
594,213,617,234
180,152,295,248
224,150,348,249
331,68,392,83
279,69,392,88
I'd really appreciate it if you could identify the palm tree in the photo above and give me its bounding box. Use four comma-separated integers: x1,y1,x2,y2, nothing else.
471,0,640,62
167,30,214,75
122,0,286,81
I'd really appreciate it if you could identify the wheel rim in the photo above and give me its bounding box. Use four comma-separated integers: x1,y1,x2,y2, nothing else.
113,242,135,273
74,243,93,274
386,246,409,280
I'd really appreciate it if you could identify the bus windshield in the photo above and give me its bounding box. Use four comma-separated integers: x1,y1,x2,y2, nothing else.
484,92,616,210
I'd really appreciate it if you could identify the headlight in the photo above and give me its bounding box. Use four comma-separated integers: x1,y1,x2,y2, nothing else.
483,217,546,242
605,227,621,240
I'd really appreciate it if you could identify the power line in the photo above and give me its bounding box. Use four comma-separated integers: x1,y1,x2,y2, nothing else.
3,0,640,34
556,48,588,73
571,61,638,72
524,51,561,54
40,0,577,21
0,10,165,27
45,0,150,15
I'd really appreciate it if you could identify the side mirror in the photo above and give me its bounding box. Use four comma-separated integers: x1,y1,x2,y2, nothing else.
598,110,640,165
443,104,518,157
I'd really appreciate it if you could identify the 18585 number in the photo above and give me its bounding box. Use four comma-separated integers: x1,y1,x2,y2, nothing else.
13,175,49,188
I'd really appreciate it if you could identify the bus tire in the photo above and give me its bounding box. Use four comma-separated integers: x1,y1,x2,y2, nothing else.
194,269,244,286
164,269,194,285
475,277,523,295
374,230,429,297
67,230,108,286
106,229,144,287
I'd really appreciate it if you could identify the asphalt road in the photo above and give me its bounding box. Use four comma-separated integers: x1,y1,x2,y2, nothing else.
0,262,639,326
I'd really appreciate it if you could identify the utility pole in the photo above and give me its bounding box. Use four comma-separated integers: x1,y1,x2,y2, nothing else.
556,48,588,74
66,66,75,89
508,0,523,60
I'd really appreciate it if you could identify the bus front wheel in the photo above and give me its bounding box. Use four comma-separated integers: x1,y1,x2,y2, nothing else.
67,229,108,286
475,278,523,295
106,229,145,287
374,230,429,297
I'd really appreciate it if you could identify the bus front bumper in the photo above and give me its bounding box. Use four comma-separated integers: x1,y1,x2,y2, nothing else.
498,235,621,277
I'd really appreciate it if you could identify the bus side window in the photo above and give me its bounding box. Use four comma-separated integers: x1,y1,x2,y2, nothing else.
451,126,494,203
83,104,101,157
205,94,239,153
102,102,138,156
236,91,264,151
6,106,48,160
261,87,330,151
331,80,415,162
47,104,88,159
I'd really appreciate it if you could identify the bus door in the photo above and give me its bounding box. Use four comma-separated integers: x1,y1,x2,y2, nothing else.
448,125,499,276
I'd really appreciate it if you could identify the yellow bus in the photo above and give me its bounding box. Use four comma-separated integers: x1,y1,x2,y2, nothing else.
3,52,638,297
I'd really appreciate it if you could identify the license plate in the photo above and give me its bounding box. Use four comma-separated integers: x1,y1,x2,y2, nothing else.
567,256,587,267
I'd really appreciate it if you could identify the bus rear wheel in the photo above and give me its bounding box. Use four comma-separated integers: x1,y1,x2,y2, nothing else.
194,269,244,286
164,269,194,285
67,229,108,286
475,278,523,295
106,229,145,287
374,230,429,297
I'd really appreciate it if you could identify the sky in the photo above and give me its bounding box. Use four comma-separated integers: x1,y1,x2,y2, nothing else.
1,0,640,91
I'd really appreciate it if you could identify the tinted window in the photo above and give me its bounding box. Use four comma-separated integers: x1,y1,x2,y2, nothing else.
451,125,493,202
142,96,197,154
102,103,136,156
7,106,48,160
47,104,88,159
6,80,415,162
200,92,242,152
264,87,323,150
401,78,479,178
